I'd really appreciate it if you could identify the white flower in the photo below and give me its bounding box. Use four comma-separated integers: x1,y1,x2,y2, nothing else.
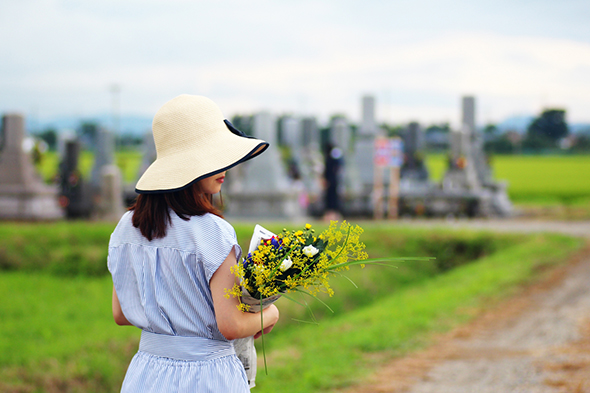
279,257,293,271
302,245,319,258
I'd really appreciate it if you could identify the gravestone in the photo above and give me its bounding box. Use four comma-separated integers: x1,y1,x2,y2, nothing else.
281,116,302,157
281,116,304,180
59,139,93,218
89,126,125,220
438,96,512,217
98,164,125,221
123,130,157,206
329,116,362,214
302,117,320,150
0,113,63,220
354,96,380,185
400,122,429,181
299,117,324,215
137,131,157,181
352,95,382,215
359,95,377,136
90,127,115,188
226,112,303,219
57,128,76,158
443,97,481,192
462,96,512,215
330,117,351,152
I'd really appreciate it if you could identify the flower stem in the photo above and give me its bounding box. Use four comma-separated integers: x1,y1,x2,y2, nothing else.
260,296,268,375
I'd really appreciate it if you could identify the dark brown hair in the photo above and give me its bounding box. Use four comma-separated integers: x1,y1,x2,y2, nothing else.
129,182,223,241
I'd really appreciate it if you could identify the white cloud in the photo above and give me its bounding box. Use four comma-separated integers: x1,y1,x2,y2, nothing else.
1,0,590,126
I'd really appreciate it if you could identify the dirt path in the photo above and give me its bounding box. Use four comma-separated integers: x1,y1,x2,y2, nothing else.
342,220,590,393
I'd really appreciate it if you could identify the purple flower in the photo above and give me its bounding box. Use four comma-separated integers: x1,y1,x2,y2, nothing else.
271,237,281,248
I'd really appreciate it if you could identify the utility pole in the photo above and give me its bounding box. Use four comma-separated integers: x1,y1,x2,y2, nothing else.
110,84,121,148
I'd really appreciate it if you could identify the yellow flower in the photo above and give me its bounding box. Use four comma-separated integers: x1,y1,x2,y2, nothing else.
305,223,312,230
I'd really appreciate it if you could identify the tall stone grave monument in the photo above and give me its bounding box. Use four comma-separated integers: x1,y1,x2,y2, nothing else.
463,96,512,215
400,122,429,181
330,116,351,152
330,116,362,214
462,97,493,187
59,139,93,218
439,96,512,216
135,130,157,184
302,117,320,151
90,127,125,220
443,97,481,192
300,117,324,215
0,113,63,220
226,112,303,219
281,116,302,158
359,95,377,136
281,116,304,180
99,164,125,221
90,127,115,188
353,95,381,215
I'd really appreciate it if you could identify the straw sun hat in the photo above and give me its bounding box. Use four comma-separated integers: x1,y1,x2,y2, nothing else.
135,94,269,194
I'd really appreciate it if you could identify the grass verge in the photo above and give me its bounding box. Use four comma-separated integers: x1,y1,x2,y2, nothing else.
0,222,583,392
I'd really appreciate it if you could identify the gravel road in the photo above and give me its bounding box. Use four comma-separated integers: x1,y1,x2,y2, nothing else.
396,218,590,238
343,219,590,393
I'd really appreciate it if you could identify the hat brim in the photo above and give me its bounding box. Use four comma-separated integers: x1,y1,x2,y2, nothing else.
135,129,268,194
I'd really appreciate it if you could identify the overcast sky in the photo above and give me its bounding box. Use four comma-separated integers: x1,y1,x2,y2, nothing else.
1,0,589,129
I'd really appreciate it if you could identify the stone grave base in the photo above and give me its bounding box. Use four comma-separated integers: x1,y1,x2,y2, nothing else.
226,191,303,220
0,185,64,220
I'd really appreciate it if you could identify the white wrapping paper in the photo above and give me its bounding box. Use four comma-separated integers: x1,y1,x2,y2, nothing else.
234,224,279,388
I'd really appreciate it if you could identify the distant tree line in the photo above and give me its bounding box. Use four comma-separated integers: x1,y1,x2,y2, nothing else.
485,109,590,154
33,121,144,151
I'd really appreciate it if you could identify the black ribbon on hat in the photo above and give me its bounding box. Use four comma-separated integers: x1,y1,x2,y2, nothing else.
224,120,256,139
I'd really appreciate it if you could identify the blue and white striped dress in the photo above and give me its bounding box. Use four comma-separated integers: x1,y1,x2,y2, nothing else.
108,211,249,392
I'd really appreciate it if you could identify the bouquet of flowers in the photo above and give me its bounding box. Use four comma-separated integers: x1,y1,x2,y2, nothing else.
226,221,369,315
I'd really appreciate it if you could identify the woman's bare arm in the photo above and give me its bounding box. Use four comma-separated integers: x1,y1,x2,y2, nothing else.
112,287,132,326
210,252,279,340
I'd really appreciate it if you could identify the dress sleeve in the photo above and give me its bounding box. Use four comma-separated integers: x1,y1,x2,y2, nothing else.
200,216,243,284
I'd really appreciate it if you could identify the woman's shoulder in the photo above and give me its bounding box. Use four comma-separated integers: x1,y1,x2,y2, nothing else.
188,213,235,236
109,211,143,247
115,211,137,231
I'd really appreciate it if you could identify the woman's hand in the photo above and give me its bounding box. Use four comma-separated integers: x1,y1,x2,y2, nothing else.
211,253,280,340
254,325,275,339
254,304,279,339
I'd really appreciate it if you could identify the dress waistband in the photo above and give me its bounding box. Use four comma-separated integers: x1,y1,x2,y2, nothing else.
139,331,235,361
